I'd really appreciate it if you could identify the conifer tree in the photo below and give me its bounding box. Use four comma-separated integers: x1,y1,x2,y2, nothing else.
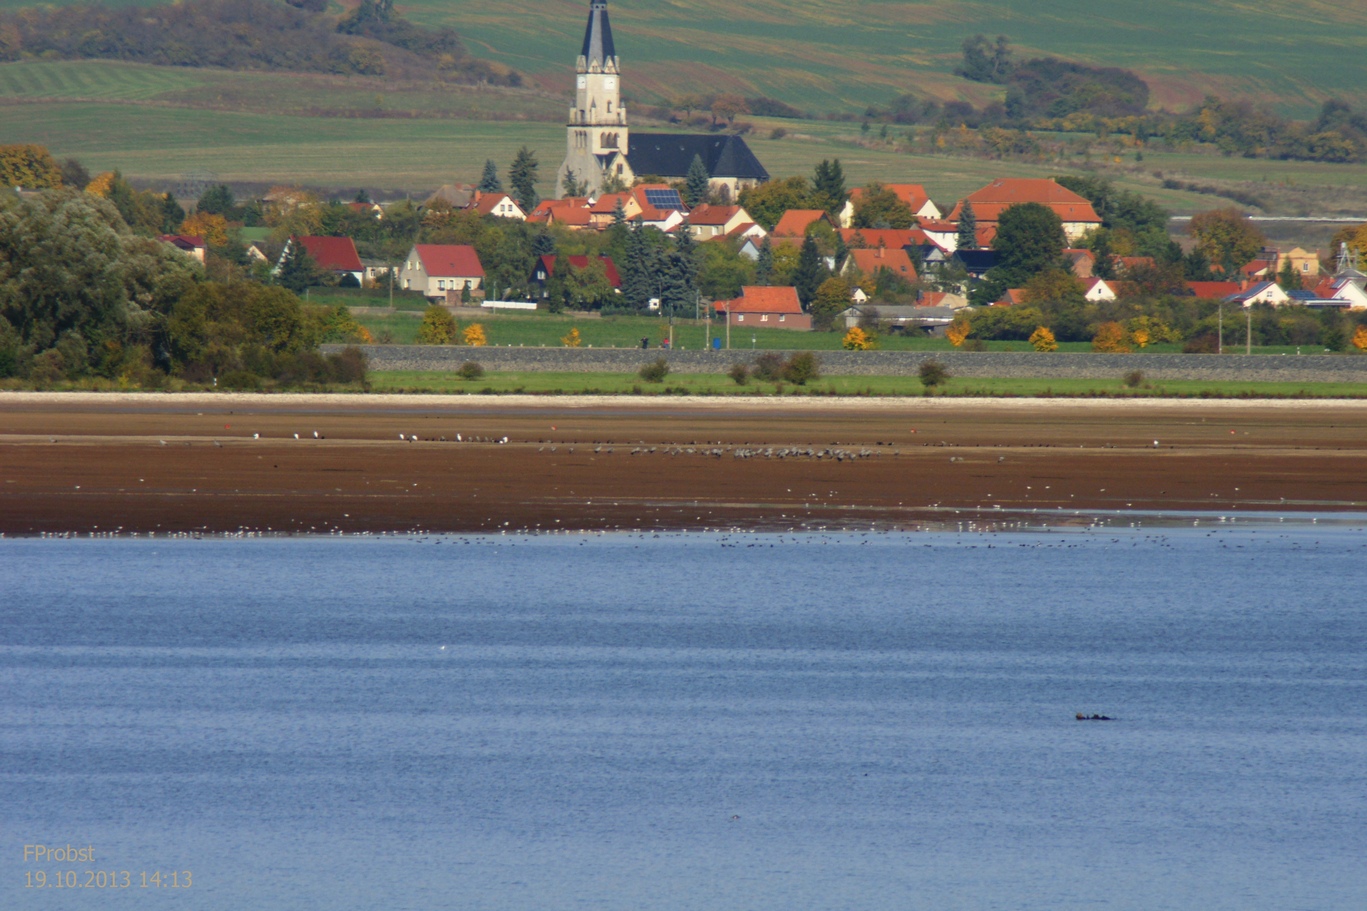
478,159,503,193
621,226,656,311
684,154,710,207
508,146,539,211
956,200,977,250
794,234,826,307
755,236,774,285
813,159,846,215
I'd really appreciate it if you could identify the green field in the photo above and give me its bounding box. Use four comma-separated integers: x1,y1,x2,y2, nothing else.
2,2,1362,114
368,370,1367,399
10,91,1367,215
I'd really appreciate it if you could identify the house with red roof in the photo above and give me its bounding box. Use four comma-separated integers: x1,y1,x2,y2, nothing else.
1083,277,1117,302
588,185,688,232
994,288,1029,306
529,254,622,298
528,197,594,230
1064,248,1095,278
471,193,527,221
684,204,756,239
713,286,810,330
772,209,831,238
1186,281,1242,300
157,234,207,263
400,244,485,300
949,178,1102,243
839,228,921,250
842,245,918,284
839,184,942,227
1306,276,1367,309
288,236,364,285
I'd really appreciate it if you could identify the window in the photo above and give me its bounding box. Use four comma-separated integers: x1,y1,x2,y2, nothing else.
438,280,445,290
737,315,745,322
779,315,786,322
761,315,769,322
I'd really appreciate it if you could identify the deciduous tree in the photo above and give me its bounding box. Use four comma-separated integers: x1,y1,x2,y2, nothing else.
1189,207,1265,275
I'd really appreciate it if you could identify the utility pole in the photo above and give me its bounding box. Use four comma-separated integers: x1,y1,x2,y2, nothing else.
1218,303,1224,354
1246,307,1252,355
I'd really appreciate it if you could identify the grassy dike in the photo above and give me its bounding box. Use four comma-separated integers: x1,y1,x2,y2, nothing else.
368,370,1367,398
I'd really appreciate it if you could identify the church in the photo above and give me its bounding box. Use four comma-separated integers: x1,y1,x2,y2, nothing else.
555,0,769,200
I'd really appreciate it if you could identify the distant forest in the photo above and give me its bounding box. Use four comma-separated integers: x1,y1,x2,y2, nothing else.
0,0,521,84
865,35,1367,165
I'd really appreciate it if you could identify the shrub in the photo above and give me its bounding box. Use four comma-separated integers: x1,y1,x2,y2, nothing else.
1352,325,1367,352
462,323,488,346
753,352,784,381
1183,333,1219,354
842,327,876,350
638,357,670,383
326,346,369,384
946,317,971,347
1092,321,1131,353
561,327,582,347
918,358,950,389
1029,326,1058,352
457,361,485,380
727,363,750,385
416,305,457,344
219,369,261,390
780,352,820,385
1122,369,1146,388
961,338,987,352
29,349,65,386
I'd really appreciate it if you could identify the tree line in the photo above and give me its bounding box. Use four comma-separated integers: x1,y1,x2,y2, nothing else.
0,0,519,84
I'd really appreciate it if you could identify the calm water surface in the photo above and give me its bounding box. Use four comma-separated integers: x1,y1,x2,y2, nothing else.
2,525,1366,910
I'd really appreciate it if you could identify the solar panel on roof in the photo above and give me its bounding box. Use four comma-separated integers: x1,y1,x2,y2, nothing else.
643,188,685,211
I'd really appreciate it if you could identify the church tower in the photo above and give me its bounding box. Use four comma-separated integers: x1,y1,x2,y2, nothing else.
557,0,631,198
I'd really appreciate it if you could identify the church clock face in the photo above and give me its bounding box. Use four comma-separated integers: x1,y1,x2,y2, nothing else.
577,75,586,89
604,77,616,89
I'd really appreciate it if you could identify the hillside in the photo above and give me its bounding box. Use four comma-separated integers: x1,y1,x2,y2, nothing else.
411,0,1365,116
1,0,1363,115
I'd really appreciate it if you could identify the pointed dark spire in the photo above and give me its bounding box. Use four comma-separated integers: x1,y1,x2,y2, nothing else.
580,0,617,71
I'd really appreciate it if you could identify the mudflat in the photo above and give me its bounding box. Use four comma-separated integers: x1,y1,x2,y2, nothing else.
2,393,1365,534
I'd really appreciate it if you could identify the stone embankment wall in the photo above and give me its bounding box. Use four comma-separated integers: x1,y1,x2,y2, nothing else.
324,345,1367,383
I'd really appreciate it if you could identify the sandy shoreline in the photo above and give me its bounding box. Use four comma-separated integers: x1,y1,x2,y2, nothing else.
4,393,1367,534
6,391,1367,412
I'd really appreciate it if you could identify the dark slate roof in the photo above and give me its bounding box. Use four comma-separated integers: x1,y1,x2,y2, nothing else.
581,0,616,67
627,133,770,182
952,249,999,274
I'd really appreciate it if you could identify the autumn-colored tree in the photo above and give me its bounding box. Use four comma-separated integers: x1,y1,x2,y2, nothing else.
1352,325,1367,352
85,172,116,197
1021,270,1085,306
0,144,62,189
462,323,488,347
710,93,749,125
850,183,916,230
1029,326,1058,352
1092,321,1131,353
810,276,852,331
946,315,971,347
1125,315,1177,348
842,326,876,350
179,212,230,247
561,327,582,347
416,305,457,344
1189,207,1266,275
1329,223,1367,258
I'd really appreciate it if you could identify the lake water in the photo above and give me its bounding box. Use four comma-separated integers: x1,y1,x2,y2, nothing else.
3,524,1366,910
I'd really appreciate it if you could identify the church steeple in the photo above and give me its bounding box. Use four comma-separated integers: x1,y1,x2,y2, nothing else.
579,0,617,74
559,0,630,197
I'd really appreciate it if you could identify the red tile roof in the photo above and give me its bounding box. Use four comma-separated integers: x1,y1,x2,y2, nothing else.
158,234,205,250
839,228,919,249
529,198,593,226
950,179,1101,225
537,254,621,288
849,183,933,213
714,286,803,314
472,193,522,217
1186,281,1242,299
847,246,917,279
687,203,744,226
773,209,828,237
297,236,362,272
414,244,484,278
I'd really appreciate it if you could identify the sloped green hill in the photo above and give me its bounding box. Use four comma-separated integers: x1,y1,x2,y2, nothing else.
421,0,1366,115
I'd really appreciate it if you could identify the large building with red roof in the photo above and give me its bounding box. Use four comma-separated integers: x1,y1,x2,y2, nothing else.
949,178,1102,243
291,236,364,284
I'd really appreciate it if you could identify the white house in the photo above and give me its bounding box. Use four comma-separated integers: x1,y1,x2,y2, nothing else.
400,244,485,300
